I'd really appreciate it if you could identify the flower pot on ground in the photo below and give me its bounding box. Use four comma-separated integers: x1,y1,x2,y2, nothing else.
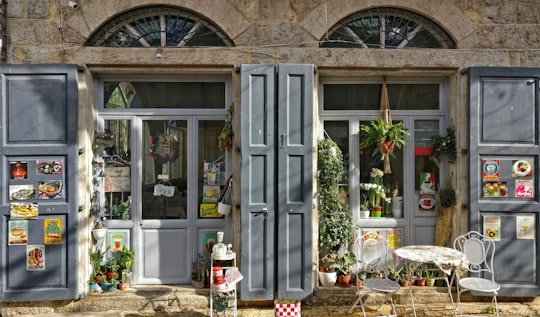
318,270,337,287
337,273,352,287
335,251,356,287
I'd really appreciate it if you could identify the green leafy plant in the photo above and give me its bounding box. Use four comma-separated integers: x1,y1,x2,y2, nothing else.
89,242,107,277
335,251,357,276
431,125,457,164
359,117,409,160
118,246,135,272
317,139,356,261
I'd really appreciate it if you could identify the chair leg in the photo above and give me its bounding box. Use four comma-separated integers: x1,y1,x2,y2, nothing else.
349,295,362,314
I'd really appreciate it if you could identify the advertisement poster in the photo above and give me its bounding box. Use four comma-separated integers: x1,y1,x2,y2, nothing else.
27,245,45,271
517,216,535,239
8,220,28,245
9,185,35,201
512,160,533,178
203,231,218,251
104,167,131,192
482,181,508,197
10,161,28,179
38,181,64,199
36,160,63,174
204,162,221,186
515,179,534,198
386,228,402,251
419,172,436,211
482,159,500,181
200,203,222,218
44,218,62,245
10,202,38,219
202,185,220,203
108,231,127,253
483,215,501,241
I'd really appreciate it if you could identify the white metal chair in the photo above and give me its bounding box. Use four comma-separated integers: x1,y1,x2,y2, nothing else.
453,231,500,316
349,232,400,316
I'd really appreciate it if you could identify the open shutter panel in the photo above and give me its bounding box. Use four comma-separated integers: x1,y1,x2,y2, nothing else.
240,64,276,300
276,64,314,300
469,67,540,296
0,64,79,301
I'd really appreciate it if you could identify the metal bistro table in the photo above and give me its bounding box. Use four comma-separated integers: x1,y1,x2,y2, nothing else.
394,245,470,317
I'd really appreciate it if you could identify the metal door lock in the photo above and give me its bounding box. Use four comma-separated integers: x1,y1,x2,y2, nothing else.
251,207,268,218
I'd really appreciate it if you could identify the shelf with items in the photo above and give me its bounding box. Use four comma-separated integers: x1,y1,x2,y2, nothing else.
210,232,241,317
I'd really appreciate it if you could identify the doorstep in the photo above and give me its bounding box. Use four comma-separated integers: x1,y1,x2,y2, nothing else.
2,285,540,316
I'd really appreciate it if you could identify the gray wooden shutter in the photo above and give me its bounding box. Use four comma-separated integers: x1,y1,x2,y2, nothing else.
276,64,313,300
469,66,540,296
240,64,276,300
0,64,79,301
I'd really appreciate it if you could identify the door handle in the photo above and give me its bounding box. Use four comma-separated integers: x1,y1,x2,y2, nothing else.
251,207,268,218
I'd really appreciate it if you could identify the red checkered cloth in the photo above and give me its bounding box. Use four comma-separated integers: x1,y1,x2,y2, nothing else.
274,302,301,317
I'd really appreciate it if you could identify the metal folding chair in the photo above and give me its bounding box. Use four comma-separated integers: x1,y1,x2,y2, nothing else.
349,232,400,316
453,231,500,317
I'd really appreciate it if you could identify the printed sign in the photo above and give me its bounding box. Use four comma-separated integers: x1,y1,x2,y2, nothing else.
27,245,45,271
517,216,534,239
483,215,501,241
8,220,28,245
104,167,131,192
482,159,500,181
44,218,63,245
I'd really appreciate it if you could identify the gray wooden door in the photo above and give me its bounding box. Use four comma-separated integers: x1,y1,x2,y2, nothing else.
240,64,313,300
469,66,540,296
0,64,79,301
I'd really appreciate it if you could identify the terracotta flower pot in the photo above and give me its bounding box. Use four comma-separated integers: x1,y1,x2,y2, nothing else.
337,274,351,286
377,141,395,154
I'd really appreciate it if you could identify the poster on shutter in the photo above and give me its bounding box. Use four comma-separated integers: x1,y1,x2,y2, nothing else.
483,215,500,241
27,245,45,271
8,220,28,245
44,218,62,245
482,159,500,181
516,216,534,239
515,179,533,198
104,167,131,192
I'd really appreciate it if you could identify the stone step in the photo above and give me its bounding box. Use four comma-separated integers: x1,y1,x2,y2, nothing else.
2,285,540,316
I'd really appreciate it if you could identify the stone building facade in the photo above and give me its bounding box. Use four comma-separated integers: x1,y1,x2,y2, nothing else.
1,0,540,312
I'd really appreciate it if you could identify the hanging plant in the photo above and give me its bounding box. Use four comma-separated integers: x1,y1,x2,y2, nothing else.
359,118,409,160
148,134,179,163
431,125,457,164
218,103,234,151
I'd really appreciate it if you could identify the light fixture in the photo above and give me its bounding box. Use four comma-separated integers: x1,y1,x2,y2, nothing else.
155,48,163,59
68,1,78,8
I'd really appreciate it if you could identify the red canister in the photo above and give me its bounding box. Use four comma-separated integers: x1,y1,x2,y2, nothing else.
212,266,223,282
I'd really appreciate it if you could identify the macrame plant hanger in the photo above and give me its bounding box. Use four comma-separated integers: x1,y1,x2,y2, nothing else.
380,77,393,174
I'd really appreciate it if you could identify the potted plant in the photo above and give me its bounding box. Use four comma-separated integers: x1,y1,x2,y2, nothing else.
92,215,107,241
191,253,206,288
318,251,338,287
387,263,403,283
359,117,409,162
89,241,107,285
317,139,356,286
217,103,234,151
335,251,356,287
359,167,391,217
431,125,457,165
105,258,120,281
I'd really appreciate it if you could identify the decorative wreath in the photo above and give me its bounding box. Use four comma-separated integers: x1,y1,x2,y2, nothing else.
149,134,179,163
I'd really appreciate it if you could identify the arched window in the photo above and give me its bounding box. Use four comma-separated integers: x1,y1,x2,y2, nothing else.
320,7,455,49
85,6,233,47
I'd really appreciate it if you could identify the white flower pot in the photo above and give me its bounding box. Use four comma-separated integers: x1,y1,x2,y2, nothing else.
92,228,107,241
217,202,232,215
318,271,337,287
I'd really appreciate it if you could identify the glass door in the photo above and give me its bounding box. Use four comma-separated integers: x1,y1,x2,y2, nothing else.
138,119,190,284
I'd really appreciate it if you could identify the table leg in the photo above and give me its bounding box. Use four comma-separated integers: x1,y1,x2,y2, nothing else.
446,272,457,316
405,260,417,317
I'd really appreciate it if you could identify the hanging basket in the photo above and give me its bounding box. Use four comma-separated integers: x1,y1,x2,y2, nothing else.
377,141,395,154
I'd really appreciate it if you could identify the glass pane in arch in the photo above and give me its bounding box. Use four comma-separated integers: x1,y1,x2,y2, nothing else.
320,7,455,49
85,6,233,47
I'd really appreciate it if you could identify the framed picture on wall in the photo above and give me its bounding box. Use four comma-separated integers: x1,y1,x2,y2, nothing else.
107,229,130,253
203,231,218,252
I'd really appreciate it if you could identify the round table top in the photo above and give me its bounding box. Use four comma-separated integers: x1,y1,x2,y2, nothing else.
394,245,470,276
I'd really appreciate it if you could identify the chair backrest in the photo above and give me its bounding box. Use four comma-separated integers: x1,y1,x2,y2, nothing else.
453,230,496,280
352,232,389,277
